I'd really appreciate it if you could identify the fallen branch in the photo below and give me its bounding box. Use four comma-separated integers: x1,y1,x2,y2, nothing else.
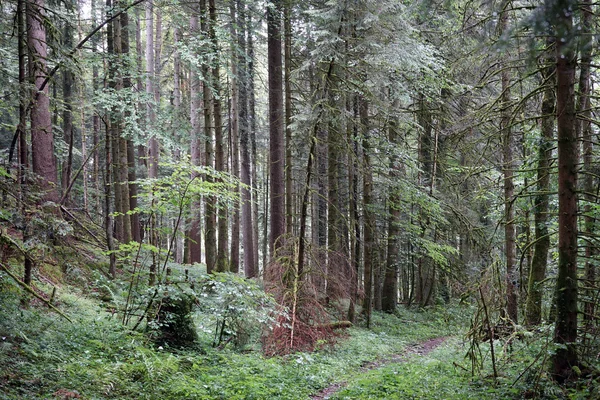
316,321,353,330
60,205,106,249
0,262,72,323
0,228,30,259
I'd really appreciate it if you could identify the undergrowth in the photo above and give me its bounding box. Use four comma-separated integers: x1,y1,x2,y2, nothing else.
3,267,596,399
332,329,600,400
0,268,467,400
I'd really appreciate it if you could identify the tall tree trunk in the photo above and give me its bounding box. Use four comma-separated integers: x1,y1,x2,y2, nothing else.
173,27,184,261
361,95,374,328
146,0,158,179
17,0,28,183
327,118,340,297
416,94,432,306
284,1,293,235
238,0,255,277
76,0,88,213
209,0,229,272
173,27,182,162
229,0,240,273
201,0,217,273
61,17,74,202
552,0,579,379
146,0,158,285
91,0,100,217
525,38,555,326
247,4,259,271
18,0,32,286
577,0,595,325
267,0,285,260
134,6,146,173
189,14,202,265
122,5,140,242
383,99,401,313
348,95,361,322
499,1,518,323
117,4,132,243
28,0,57,201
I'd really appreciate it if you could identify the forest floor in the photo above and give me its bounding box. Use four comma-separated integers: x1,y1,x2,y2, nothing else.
0,261,588,399
311,336,449,399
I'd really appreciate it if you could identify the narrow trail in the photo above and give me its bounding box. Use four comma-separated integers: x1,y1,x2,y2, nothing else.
310,336,449,400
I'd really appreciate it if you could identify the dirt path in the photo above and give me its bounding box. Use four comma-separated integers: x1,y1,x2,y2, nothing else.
310,336,449,400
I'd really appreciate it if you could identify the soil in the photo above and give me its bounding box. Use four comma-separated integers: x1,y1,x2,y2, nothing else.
310,336,449,400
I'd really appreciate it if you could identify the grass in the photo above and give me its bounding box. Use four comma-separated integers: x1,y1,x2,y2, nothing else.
1,270,595,400
0,269,464,400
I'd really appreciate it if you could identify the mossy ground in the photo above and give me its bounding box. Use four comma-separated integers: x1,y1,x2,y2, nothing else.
0,268,596,399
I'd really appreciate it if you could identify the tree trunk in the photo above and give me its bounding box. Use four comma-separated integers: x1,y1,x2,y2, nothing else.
189,14,202,265
348,95,361,323
247,4,260,272
28,0,57,200
499,1,518,323
525,38,554,326
416,94,433,306
552,0,579,379
134,6,146,174
229,0,240,274
61,18,74,203
284,1,293,235
119,2,139,241
267,0,285,260
383,99,401,313
145,0,158,285
201,0,217,273
118,5,132,243
238,0,255,277
90,0,100,220
146,0,158,180
577,0,595,326
209,0,229,273
18,0,32,286
171,27,184,261
361,95,374,328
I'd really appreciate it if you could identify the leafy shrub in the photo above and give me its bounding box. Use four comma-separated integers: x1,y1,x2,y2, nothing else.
195,272,285,349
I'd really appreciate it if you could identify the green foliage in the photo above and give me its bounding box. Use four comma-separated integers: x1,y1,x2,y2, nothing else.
3,281,592,400
195,272,285,349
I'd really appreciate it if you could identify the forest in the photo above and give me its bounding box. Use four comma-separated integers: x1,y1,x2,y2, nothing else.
0,0,599,397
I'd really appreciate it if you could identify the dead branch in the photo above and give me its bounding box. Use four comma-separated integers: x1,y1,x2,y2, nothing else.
0,262,72,323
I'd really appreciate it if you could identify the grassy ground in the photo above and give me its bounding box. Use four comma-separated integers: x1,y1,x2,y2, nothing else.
0,272,595,399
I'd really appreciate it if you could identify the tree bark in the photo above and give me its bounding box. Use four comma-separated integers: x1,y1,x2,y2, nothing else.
209,0,229,273
552,0,579,379
247,4,260,271
525,38,554,326
238,0,255,277
383,99,401,313
201,0,217,273
28,0,57,200
267,0,286,260
146,0,158,285
499,0,518,323
104,0,116,278
360,95,374,328
229,0,240,274
284,1,294,235
146,0,158,180
577,0,595,326
189,13,202,265
61,17,74,203
118,4,132,243
348,95,361,323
